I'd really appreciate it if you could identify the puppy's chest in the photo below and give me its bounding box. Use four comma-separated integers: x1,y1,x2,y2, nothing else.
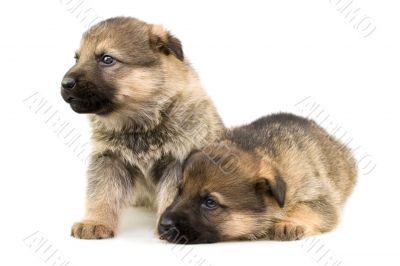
111,130,170,156
99,133,184,182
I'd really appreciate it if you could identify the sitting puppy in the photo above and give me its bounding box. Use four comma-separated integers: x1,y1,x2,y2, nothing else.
61,17,224,239
158,113,357,243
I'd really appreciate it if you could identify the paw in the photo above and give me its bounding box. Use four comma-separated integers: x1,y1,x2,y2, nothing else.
268,223,305,241
71,220,114,239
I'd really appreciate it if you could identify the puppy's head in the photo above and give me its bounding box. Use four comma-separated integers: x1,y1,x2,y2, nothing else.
158,143,287,244
61,17,184,114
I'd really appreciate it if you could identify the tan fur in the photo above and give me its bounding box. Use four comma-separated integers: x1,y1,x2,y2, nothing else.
151,25,169,41
273,204,324,238
160,114,357,243
63,17,225,239
220,213,259,240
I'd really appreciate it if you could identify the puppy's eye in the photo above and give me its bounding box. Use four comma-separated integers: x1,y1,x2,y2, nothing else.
100,55,115,66
202,197,219,210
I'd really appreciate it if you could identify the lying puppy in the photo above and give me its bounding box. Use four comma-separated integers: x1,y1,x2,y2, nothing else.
158,113,357,243
60,17,224,239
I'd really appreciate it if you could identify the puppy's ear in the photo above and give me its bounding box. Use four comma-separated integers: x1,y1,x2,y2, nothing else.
150,25,184,61
182,149,202,171
254,176,286,208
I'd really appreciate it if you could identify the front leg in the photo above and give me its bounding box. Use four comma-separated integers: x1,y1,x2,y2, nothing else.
267,199,339,241
71,152,135,239
268,223,306,241
151,154,182,222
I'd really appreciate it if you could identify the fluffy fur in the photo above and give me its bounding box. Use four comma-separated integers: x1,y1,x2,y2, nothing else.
61,17,224,239
158,113,357,243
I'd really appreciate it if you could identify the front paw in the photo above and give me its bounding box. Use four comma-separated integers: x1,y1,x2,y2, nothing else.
71,220,114,239
268,223,305,241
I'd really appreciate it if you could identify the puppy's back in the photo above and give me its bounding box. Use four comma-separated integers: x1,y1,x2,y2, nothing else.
228,113,357,205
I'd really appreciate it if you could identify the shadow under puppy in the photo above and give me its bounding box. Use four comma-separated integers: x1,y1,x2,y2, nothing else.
60,17,224,239
158,113,357,243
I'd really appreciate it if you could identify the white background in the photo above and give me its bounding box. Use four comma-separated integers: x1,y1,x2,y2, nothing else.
1,0,399,265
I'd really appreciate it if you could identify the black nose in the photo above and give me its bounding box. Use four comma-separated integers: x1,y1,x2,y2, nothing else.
158,215,176,236
61,77,76,90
